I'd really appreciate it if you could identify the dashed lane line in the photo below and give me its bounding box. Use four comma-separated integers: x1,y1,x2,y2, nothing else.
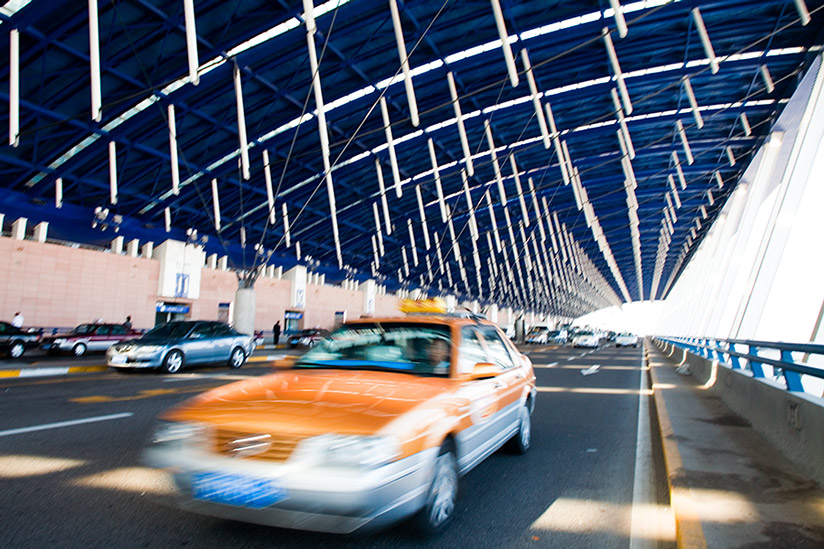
0,412,133,437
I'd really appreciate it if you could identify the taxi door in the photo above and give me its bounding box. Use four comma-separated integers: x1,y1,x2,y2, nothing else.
454,326,506,473
88,325,111,351
478,326,527,436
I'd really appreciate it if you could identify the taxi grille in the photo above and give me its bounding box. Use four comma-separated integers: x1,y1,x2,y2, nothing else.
213,429,302,462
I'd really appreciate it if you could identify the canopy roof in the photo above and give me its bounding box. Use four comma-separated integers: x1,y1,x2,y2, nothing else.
2,0,822,317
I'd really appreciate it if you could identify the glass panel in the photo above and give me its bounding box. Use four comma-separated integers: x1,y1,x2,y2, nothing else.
480,327,514,369
459,327,489,374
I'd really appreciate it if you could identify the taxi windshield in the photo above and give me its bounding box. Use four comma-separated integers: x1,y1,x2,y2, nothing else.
294,322,451,377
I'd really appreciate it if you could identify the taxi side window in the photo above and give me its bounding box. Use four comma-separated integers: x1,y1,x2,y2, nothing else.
479,327,514,369
110,325,126,335
459,327,488,374
95,325,112,336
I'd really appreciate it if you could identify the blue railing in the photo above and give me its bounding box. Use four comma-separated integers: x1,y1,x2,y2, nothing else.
657,336,824,395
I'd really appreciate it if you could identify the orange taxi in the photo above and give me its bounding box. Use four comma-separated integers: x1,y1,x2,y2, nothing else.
144,301,536,534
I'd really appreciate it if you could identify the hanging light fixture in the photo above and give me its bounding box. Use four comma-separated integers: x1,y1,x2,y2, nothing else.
682,76,704,129
427,138,448,223
211,178,221,231
490,0,519,87
676,120,694,165
379,97,402,197
447,72,474,176
692,8,719,74
183,0,199,85
415,184,431,250
88,0,102,122
9,28,19,147
108,141,118,204
262,150,276,225
388,0,419,125
602,27,632,114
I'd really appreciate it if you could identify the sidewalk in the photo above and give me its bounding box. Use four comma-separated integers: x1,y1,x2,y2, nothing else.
647,341,824,547
0,345,291,379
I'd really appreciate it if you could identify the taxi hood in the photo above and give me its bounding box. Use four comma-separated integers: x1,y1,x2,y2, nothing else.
164,369,455,436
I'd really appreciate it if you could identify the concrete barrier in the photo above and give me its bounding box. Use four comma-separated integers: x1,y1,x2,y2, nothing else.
653,339,824,487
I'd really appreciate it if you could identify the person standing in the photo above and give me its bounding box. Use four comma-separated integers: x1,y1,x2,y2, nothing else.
123,316,132,329
273,321,281,346
11,311,24,328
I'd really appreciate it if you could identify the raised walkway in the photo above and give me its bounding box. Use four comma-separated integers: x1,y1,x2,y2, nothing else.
647,341,824,547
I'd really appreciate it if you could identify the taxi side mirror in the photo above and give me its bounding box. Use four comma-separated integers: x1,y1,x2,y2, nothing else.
272,355,298,369
467,362,502,380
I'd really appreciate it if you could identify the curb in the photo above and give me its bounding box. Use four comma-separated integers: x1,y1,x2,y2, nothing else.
0,365,108,379
646,343,708,549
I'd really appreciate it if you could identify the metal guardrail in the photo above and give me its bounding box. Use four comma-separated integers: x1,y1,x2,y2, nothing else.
658,336,824,394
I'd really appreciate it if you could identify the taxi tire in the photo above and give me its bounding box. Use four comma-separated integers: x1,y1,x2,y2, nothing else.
414,440,458,536
228,347,246,369
507,403,531,454
73,343,87,357
162,350,184,374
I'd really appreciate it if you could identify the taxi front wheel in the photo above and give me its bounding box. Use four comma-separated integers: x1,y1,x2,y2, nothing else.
507,403,531,454
414,440,458,535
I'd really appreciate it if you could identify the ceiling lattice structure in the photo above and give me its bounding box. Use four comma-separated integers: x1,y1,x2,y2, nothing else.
2,0,823,317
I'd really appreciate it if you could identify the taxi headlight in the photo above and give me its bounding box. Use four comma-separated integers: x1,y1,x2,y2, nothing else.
151,421,205,445
294,434,401,468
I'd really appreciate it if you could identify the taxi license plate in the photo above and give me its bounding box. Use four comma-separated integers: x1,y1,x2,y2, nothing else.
110,355,128,365
192,472,286,508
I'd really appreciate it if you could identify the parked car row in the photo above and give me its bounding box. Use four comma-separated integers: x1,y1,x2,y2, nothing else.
521,326,639,349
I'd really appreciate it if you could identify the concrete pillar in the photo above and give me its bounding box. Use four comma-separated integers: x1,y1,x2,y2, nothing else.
0,213,4,235
275,266,283,279
207,254,218,269
218,256,228,271
142,242,154,259
285,265,307,309
362,279,377,314
32,222,48,243
266,264,275,277
127,239,140,258
11,217,27,240
488,303,499,323
319,274,325,285
233,287,256,336
111,236,124,254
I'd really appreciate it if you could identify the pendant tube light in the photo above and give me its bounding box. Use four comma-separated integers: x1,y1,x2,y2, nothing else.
665,191,674,213
304,3,342,267
372,202,385,256
282,203,291,247
521,49,550,149
672,151,687,189
510,156,530,225
676,120,694,164
88,0,102,122
295,241,301,261
379,97,402,197
669,203,678,224
9,29,19,147
726,146,736,166
707,189,715,206
609,0,628,38
794,0,811,25
692,8,718,74
603,28,632,114
427,138,447,223
715,171,724,188
211,178,221,231
375,159,392,234
611,88,635,159
462,170,479,241
262,150,276,225
168,104,180,195
760,65,775,93
55,178,63,209
447,72,474,176
681,77,704,129
528,177,545,242
490,0,519,87
408,219,419,266
484,119,507,206
485,190,502,252
164,207,171,232
371,235,380,269
740,112,752,136
544,199,558,252
700,205,708,219
415,184,431,250
233,64,251,180
388,0,419,126
183,0,199,85
108,141,118,204
668,175,682,207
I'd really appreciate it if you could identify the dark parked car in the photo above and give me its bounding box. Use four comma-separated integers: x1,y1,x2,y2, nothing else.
41,323,142,356
0,321,41,358
107,320,254,373
287,328,331,348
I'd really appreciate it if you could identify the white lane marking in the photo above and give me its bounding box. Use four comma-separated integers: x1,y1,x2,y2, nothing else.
0,412,134,437
581,364,601,376
19,367,70,377
547,362,558,368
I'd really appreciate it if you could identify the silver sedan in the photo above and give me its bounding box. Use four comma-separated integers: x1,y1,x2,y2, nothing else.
107,320,254,373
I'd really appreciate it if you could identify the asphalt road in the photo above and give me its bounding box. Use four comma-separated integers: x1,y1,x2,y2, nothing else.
0,343,672,548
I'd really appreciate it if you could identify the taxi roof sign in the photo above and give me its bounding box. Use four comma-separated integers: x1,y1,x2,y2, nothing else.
399,298,448,314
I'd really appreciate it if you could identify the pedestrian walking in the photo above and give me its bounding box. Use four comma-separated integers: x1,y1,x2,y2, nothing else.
273,321,281,346
123,316,132,329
